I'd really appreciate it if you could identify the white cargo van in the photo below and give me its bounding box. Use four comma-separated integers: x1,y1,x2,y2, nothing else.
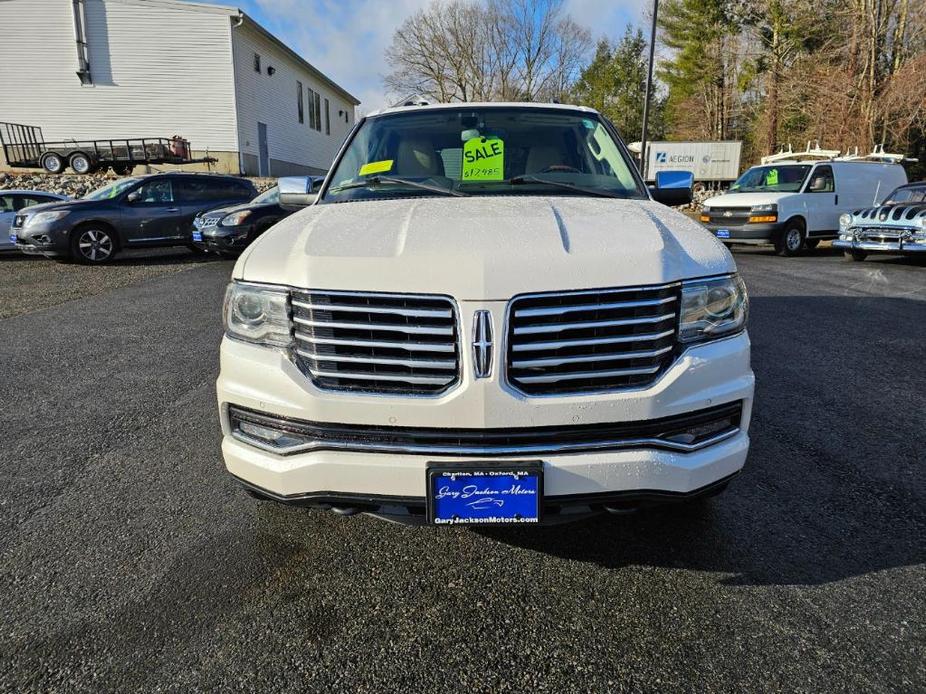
700,160,907,256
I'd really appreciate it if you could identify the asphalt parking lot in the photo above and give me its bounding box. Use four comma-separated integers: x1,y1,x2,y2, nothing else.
1,246,923,692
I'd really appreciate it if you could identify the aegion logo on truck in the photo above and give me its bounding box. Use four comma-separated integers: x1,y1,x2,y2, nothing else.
656,151,695,164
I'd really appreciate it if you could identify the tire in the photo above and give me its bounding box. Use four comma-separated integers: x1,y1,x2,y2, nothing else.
111,163,134,176
844,249,868,262
69,152,94,175
804,239,820,250
71,225,118,264
41,152,65,174
775,220,805,257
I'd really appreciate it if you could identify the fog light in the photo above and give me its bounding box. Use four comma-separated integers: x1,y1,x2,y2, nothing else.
33,234,51,244
663,417,736,445
232,413,313,451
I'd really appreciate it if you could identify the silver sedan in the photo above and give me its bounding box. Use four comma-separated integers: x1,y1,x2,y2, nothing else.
1,190,69,250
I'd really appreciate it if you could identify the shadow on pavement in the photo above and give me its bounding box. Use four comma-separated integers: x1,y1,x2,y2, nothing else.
477,294,926,586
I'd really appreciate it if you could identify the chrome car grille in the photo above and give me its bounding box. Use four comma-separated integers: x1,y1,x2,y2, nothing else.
195,217,219,229
291,290,460,395
506,283,680,395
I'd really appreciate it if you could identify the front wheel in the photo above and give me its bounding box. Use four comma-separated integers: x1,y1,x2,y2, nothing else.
844,249,868,262
41,152,66,174
71,226,117,264
775,221,805,257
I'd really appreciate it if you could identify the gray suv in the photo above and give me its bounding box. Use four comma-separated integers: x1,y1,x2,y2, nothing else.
12,172,256,264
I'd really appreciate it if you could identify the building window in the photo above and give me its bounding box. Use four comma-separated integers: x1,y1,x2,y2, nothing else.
325,98,330,135
314,92,322,132
307,88,316,129
297,82,304,123
253,53,261,73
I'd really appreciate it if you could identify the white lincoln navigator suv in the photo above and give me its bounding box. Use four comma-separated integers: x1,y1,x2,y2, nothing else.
218,103,754,526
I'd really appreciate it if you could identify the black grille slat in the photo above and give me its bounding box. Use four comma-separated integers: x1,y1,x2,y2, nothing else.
292,291,460,395
507,284,680,395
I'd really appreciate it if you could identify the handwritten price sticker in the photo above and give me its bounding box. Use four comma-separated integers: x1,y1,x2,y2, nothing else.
463,136,505,181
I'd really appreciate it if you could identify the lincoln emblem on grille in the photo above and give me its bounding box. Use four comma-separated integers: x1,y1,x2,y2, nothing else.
472,310,493,379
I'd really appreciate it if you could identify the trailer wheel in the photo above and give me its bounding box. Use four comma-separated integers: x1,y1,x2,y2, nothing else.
111,163,134,176
41,152,66,174
69,152,94,175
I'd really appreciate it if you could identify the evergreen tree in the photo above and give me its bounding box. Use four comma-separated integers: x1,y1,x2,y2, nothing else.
572,26,664,141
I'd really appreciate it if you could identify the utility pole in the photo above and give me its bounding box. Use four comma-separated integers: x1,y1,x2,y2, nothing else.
640,0,659,178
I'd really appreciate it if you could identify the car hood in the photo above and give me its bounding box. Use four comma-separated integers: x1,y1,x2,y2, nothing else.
847,201,926,223
234,196,734,300
17,199,93,215
202,201,275,218
702,192,791,209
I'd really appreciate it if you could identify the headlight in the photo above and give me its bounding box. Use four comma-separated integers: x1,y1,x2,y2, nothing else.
679,275,748,343
24,211,68,228
747,203,777,224
839,213,852,231
223,282,291,346
221,210,252,226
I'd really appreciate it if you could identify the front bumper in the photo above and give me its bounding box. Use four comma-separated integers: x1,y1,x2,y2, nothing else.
192,223,253,253
703,221,782,243
833,231,926,254
217,329,754,519
12,222,71,257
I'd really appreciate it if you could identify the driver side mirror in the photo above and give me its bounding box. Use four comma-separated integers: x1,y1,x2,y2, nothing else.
809,177,826,192
126,190,141,204
650,170,694,206
278,175,323,211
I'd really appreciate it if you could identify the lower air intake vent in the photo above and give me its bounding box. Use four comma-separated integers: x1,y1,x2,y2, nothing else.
291,290,460,395
507,283,680,395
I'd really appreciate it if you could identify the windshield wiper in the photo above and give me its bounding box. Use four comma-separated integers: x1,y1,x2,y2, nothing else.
504,175,625,199
329,175,468,197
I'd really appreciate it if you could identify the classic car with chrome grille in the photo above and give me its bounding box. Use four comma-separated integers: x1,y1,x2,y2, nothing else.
218,102,755,525
834,182,926,261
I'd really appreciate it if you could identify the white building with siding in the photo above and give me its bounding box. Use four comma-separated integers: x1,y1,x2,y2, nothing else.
0,0,360,175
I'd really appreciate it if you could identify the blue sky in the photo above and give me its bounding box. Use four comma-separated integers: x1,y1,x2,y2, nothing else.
189,0,648,112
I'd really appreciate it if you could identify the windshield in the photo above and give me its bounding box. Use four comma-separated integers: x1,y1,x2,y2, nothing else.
321,107,645,203
252,186,279,204
729,165,810,193
83,177,141,200
884,185,926,204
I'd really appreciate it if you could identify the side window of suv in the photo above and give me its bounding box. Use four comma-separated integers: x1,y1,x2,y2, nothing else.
179,178,252,203
132,179,174,204
807,165,835,193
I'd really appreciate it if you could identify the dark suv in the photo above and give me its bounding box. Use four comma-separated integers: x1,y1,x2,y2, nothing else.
12,173,257,264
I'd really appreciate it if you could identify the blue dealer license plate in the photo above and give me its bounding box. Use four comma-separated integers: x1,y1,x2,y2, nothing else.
428,463,542,525
715,228,731,238
192,231,203,242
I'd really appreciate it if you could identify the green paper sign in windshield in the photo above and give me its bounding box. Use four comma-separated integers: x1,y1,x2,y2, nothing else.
463,136,505,181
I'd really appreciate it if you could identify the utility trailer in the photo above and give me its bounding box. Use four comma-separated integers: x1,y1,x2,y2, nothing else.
0,122,216,175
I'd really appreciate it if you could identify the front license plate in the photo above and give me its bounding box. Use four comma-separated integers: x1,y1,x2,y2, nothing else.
715,228,731,238
9,234,16,243
427,463,542,525
192,231,203,242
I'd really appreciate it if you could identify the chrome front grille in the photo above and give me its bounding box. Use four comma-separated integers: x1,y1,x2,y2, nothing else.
291,290,460,395
506,283,680,395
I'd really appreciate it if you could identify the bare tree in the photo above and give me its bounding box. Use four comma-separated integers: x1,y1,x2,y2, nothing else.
384,0,591,104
